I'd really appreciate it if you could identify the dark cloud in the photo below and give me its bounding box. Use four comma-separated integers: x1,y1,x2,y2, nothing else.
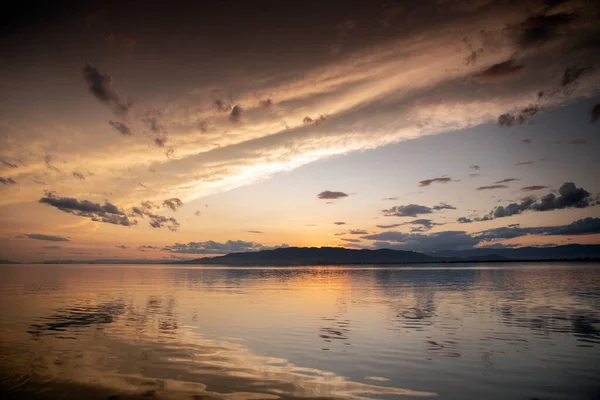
348,229,368,235
214,99,232,113
515,161,534,166
432,202,456,210
109,120,131,135
418,177,453,187
303,115,327,126
39,191,135,227
0,159,18,169
0,177,16,185
115,244,127,249
513,13,574,49
561,64,591,87
229,105,243,123
469,165,480,170
248,230,264,234
138,245,161,251
72,171,85,180
365,231,479,252
476,218,600,242
522,138,532,144
340,238,361,243
162,198,183,212
146,213,180,231
44,154,60,172
521,185,548,191
259,98,273,108
382,197,399,201
463,182,596,222
456,217,473,224
141,200,159,210
471,59,525,83
568,138,586,145
154,137,167,147
317,190,349,200
592,104,600,123
334,222,346,225
477,185,508,191
494,178,520,184
24,233,70,242
382,204,432,217
375,223,403,229
42,245,62,249
498,105,541,127
83,63,131,115
163,240,288,255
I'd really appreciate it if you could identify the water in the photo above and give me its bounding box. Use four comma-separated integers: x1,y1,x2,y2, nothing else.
0,263,599,400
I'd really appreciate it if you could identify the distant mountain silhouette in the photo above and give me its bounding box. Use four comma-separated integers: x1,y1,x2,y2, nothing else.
430,244,600,260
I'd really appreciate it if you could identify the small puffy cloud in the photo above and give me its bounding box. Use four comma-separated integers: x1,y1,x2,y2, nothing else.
348,229,368,235
494,178,520,184
418,177,453,187
498,105,541,127
229,105,243,123
303,115,327,125
376,223,403,229
521,185,548,191
382,197,399,201
109,121,131,135
457,217,473,224
145,212,180,231
382,204,432,217
432,202,456,210
24,233,70,242
162,198,183,212
72,171,85,180
248,230,264,234
83,63,131,115
39,192,135,227
138,245,161,251
115,244,128,249
334,222,346,225
522,138,532,144
469,165,480,170
0,177,16,185
477,185,508,191
317,190,349,200
471,60,525,83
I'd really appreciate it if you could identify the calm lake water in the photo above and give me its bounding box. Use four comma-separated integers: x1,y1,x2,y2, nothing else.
0,263,599,400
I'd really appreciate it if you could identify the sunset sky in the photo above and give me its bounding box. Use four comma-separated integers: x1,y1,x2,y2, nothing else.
1,0,599,262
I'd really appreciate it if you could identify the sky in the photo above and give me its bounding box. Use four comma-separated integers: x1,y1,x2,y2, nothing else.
0,0,599,262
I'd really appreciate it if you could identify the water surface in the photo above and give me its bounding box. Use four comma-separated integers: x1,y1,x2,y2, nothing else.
0,263,599,399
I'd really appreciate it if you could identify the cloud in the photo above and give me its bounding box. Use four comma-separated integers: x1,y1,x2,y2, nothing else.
39,191,135,226
469,173,481,177
498,105,541,127
340,238,361,243
382,197,399,201
229,105,243,123
522,138,532,144
513,12,574,49
494,178,520,184
334,222,346,225
317,190,349,200
248,230,264,234
154,137,167,147
365,231,480,252
162,198,183,212
432,202,456,210
561,64,591,87
82,63,131,115
72,171,85,180
348,229,368,235
515,161,534,166
42,245,62,249
0,177,16,185
24,233,70,242
0,159,18,169
477,184,508,191
44,154,60,172
382,204,432,217
521,185,548,191
469,165,480,170
476,218,600,241
115,244,128,249
138,245,161,251
456,217,473,224
163,240,288,255
376,223,403,229
418,177,453,187
471,59,525,83
144,212,180,231
109,121,132,135
259,98,273,108
463,182,597,222
568,138,586,145
592,104,600,123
